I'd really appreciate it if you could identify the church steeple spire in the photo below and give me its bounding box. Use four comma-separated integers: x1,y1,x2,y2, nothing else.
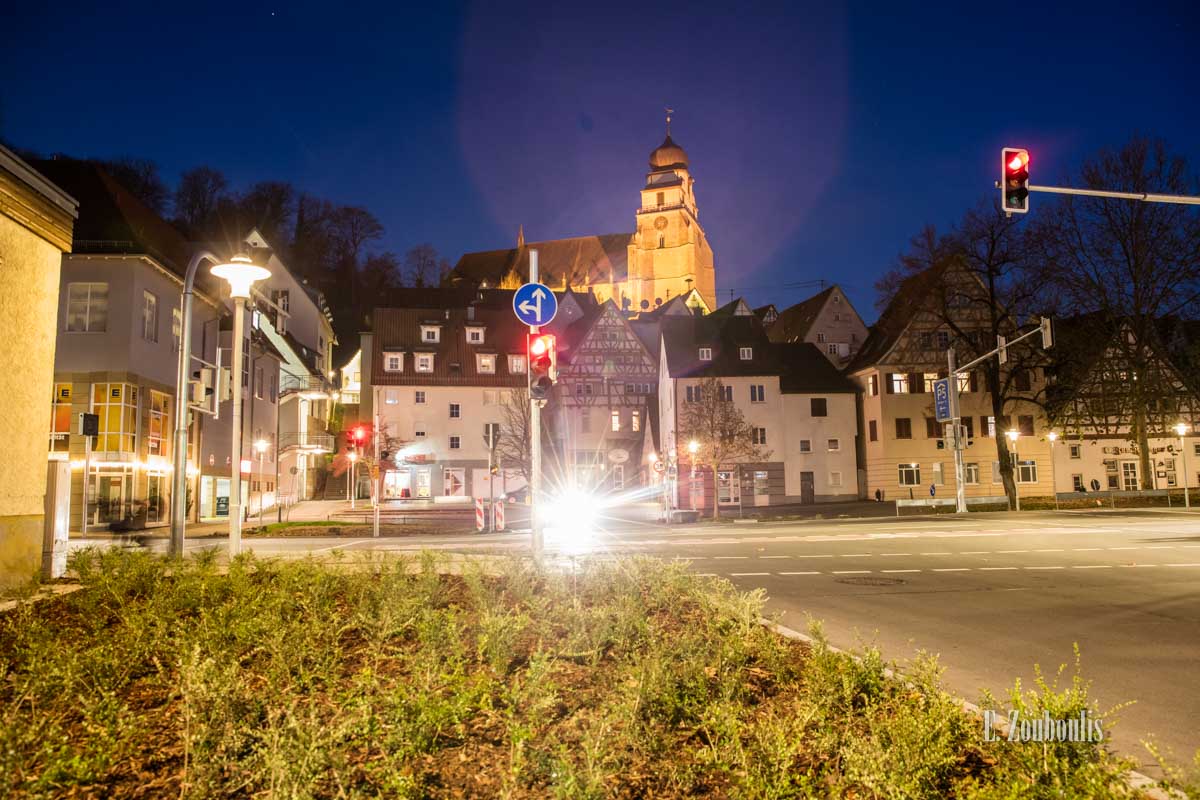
664,106,673,137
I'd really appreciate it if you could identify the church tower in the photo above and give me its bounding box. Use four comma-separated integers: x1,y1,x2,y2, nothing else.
627,113,717,311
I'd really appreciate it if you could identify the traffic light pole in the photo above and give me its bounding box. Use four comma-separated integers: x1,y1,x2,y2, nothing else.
1026,183,1200,206
948,349,968,514
528,249,544,560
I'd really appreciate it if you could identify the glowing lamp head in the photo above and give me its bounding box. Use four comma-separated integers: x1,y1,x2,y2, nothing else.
687,440,700,455
648,451,658,464
1176,422,1189,437
253,439,270,454
347,451,358,463
1047,431,1058,443
1006,430,1020,442
210,254,271,299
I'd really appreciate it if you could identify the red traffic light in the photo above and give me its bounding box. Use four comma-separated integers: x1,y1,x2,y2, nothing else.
352,426,367,442
1001,147,1030,214
530,335,551,357
1006,152,1028,172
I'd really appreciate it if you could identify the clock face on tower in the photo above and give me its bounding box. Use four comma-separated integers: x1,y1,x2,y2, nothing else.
653,216,668,231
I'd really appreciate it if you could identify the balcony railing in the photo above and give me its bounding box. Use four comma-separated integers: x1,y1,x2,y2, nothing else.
279,432,335,453
280,373,331,398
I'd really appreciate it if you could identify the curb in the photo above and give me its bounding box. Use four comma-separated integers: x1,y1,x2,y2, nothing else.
759,618,1178,800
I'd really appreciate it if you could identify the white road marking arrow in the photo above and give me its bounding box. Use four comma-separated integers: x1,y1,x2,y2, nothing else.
518,287,547,320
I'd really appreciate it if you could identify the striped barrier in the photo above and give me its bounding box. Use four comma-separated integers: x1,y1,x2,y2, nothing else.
494,500,505,531
475,498,485,531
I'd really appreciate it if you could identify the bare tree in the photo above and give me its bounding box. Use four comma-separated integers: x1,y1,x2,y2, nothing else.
238,181,297,246
174,166,228,233
495,387,534,481
331,205,384,266
360,252,403,296
96,157,170,214
1034,137,1200,487
404,243,440,288
677,377,770,518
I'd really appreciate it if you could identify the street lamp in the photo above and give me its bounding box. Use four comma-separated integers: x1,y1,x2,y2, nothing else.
1006,430,1021,511
210,255,271,556
1176,422,1190,509
1047,431,1059,511
687,440,700,512
253,438,269,526
347,451,358,510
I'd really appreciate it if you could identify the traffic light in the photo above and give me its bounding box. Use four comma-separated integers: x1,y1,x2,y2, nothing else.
1040,316,1054,349
351,425,368,445
1002,148,1030,214
528,333,557,401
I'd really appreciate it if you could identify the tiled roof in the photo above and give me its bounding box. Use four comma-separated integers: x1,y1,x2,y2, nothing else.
844,266,948,373
371,304,530,387
775,342,858,394
450,232,634,289
660,312,782,379
768,286,834,342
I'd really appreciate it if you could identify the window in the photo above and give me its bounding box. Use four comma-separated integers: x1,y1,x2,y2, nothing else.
384,352,403,372
449,403,461,419
172,308,182,352
739,347,753,360
1018,415,1035,436
827,343,838,355
750,384,765,403
1069,444,1081,459
632,410,641,432
752,427,767,445
698,347,713,361
1017,460,1038,483
1072,474,1085,492
477,354,496,374
416,354,434,372
962,416,974,439
254,366,264,399
720,385,733,402
799,439,812,453
384,389,399,405
895,417,912,439
580,409,591,433
421,325,440,343
898,463,920,486
611,410,621,432
923,372,940,393
817,332,826,343
414,429,426,438
50,383,72,453
919,332,933,350
66,282,108,332
827,438,840,451
656,191,664,206
658,234,665,248
484,422,500,447
868,420,878,442
275,289,289,334
139,291,155,341
926,417,940,438
92,382,137,452
983,416,996,437
868,375,879,396
449,435,461,450
811,397,827,416
932,462,945,485
242,336,251,388
956,372,971,393
1014,369,1031,392
414,390,426,404
754,470,770,495
509,355,526,374
936,331,950,350
269,374,277,403
466,327,485,344
964,462,980,485
888,373,909,394
686,385,701,403
829,471,843,488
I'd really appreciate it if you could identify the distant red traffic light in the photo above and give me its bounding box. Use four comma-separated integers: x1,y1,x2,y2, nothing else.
530,335,550,357
352,426,367,443
1007,152,1027,171
1001,147,1030,214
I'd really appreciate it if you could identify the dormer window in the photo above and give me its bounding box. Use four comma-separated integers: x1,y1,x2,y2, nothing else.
477,354,496,374
383,351,404,372
466,326,485,344
509,354,527,374
415,354,434,373
698,347,713,361
420,325,440,343
739,347,753,361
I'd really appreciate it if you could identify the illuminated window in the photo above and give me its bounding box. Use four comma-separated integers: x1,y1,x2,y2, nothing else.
50,383,72,453
147,390,170,457
632,410,640,432
384,352,403,372
66,282,108,332
611,410,621,432
889,373,909,393
141,290,158,342
868,374,879,396
92,382,137,453
509,355,526,374
477,354,496,374
898,463,920,486
416,354,434,372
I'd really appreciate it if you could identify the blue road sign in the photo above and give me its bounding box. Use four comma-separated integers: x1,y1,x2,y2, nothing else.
933,378,952,421
513,282,558,327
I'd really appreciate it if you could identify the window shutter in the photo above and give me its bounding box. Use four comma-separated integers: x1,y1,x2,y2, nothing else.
909,373,924,394
969,371,979,393
884,373,894,394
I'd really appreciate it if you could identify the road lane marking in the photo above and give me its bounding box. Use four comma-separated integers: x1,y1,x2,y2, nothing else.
1072,548,1103,551
1024,566,1064,570
841,553,873,558
730,572,770,576
832,570,872,574
1118,564,1158,568
979,567,1018,571
795,554,834,559
1108,546,1137,550
997,549,1028,553
713,556,750,560
921,551,953,555
933,568,970,572
1166,563,1200,567
1144,546,1174,550
759,555,790,559
961,550,991,554
881,568,921,573
1035,549,1064,552
1072,565,1112,569
779,571,821,575
879,552,913,557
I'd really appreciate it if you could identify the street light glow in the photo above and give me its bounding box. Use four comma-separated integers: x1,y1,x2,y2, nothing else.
1176,422,1189,437
210,254,271,299
687,440,699,454
253,439,269,454
1006,430,1020,442
1047,431,1058,442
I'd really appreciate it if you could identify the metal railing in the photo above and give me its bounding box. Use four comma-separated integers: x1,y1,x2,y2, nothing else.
279,432,335,452
280,373,331,397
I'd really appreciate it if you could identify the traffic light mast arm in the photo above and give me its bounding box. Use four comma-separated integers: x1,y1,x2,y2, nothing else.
955,320,1051,375
1026,183,1200,206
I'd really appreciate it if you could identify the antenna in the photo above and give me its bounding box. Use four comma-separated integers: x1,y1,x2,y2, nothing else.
665,106,673,136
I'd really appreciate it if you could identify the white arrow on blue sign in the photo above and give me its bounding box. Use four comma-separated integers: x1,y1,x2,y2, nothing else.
512,282,558,327
933,378,952,422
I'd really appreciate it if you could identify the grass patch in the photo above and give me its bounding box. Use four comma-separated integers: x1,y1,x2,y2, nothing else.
0,549,1173,798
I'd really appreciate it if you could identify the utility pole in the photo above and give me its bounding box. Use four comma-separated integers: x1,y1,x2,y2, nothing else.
372,409,381,538
529,249,543,559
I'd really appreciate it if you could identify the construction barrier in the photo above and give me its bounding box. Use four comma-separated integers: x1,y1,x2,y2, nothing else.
494,500,505,531
475,498,485,531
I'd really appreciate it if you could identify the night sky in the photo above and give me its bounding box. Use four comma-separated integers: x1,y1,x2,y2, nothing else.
4,1,1199,320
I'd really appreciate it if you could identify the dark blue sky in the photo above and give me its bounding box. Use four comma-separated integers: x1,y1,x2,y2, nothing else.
4,1,1198,320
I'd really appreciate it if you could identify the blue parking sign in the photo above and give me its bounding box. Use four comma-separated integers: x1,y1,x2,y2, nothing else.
934,378,952,421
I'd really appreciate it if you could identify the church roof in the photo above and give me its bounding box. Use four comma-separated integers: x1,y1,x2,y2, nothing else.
649,135,689,170
450,232,633,291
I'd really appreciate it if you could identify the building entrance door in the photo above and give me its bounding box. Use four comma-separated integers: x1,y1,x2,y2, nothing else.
1121,462,1139,491
717,471,739,505
800,472,815,504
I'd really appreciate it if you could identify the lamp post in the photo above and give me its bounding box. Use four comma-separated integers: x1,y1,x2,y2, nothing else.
347,451,358,510
1047,431,1059,511
1006,430,1021,511
253,438,269,526
210,255,271,557
1177,422,1190,509
687,439,699,512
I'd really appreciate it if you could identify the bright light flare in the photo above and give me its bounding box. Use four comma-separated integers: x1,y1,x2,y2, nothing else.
542,487,605,555
1007,152,1028,172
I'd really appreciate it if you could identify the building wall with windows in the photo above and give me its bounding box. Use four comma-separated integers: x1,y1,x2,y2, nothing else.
780,391,859,501
1047,435,1200,494
0,146,76,588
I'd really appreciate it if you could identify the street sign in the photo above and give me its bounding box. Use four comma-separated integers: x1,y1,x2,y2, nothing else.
513,282,557,327
930,484,936,497
653,460,667,474
934,379,952,422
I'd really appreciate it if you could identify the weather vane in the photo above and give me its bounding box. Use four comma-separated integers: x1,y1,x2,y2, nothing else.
665,106,673,136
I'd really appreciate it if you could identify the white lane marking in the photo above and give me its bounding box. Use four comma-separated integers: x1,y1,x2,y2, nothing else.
979,567,1018,571
713,556,750,560
879,552,913,557
841,553,873,558
1166,563,1200,567
997,549,1029,553
881,568,921,573
1035,549,1064,552
1025,566,1064,570
1072,565,1112,569
933,568,970,572
759,555,790,559
1072,548,1103,551
1118,564,1158,568
1108,546,1137,550
832,570,872,575
779,571,821,575
921,551,953,555
961,550,991,555
795,554,834,559
730,572,770,576
1144,546,1174,550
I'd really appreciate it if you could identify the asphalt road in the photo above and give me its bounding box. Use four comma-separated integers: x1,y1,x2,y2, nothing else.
78,507,1200,773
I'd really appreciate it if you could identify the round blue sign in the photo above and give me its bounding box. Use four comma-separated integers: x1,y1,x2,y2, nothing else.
513,282,557,326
